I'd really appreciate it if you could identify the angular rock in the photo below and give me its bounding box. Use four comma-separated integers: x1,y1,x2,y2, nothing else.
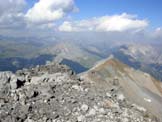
0,62,159,122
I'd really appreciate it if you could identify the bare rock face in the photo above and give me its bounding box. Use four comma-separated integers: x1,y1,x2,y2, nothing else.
0,62,160,122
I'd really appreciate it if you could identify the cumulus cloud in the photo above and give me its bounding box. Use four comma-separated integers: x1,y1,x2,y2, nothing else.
59,13,148,32
0,0,78,36
25,0,77,24
0,1,156,39
0,0,27,34
0,0,26,16
151,27,162,39
0,0,26,25
155,27,162,33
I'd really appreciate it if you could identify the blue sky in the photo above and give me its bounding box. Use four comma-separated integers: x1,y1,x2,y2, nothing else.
73,0,162,28
26,0,162,29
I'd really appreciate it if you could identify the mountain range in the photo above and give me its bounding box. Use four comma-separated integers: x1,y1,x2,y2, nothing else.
0,34,162,82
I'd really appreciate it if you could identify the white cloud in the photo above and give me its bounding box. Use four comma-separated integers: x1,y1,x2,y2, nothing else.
0,1,152,38
152,27,162,38
59,21,76,32
25,0,77,24
59,13,148,32
0,0,26,16
0,0,78,36
0,0,26,32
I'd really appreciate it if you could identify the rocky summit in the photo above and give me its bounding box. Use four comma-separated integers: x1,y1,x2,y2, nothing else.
0,62,160,122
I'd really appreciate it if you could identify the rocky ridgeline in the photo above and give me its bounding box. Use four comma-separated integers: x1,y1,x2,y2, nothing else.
0,63,159,122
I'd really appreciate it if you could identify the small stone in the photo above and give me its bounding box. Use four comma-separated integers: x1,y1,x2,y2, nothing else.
72,85,83,91
87,108,96,116
106,92,111,98
99,108,106,115
117,94,125,101
44,99,47,103
132,104,146,112
84,88,89,92
122,118,129,122
64,107,71,116
81,104,89,112
77,115,85,122
24,118,33,122
10,77,17,89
